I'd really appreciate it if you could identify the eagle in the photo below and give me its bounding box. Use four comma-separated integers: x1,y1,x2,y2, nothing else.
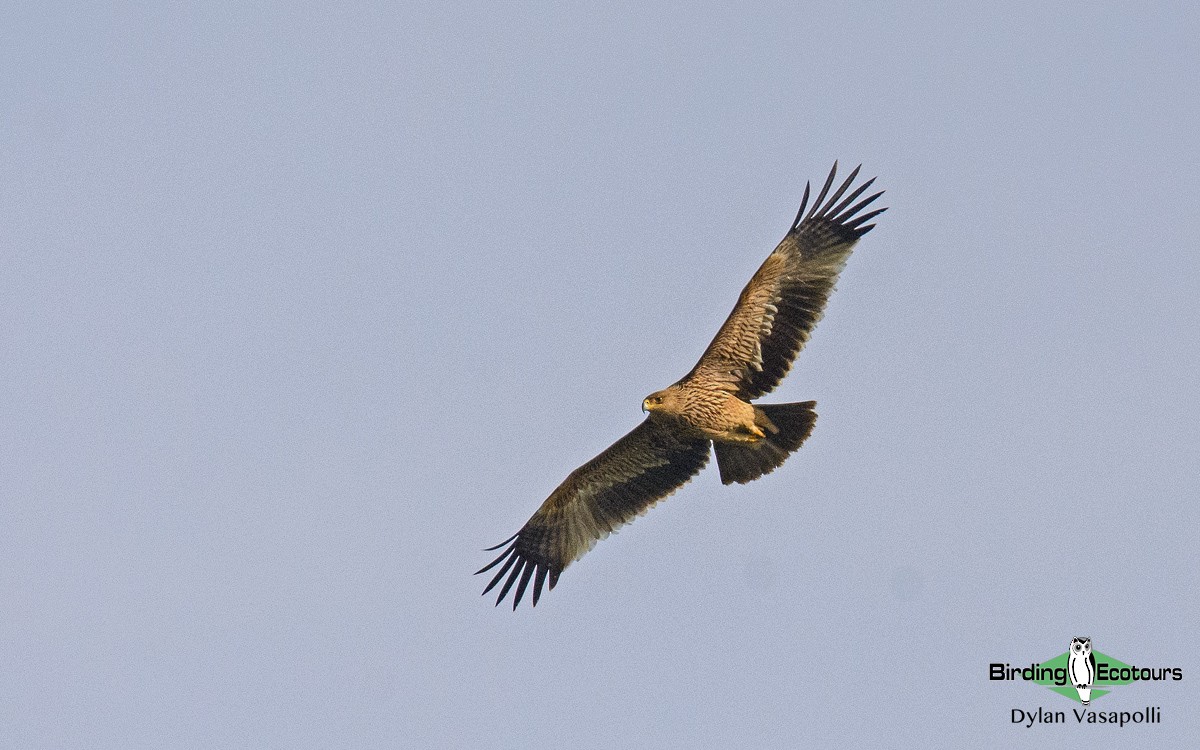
478,163,885,608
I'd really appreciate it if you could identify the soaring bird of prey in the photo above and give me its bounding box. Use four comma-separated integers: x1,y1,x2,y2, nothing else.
478,163,885,609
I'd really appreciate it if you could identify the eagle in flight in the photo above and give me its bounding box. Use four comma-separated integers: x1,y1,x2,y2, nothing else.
478,163,885,608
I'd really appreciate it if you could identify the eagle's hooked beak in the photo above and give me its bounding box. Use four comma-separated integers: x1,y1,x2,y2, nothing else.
642,399,650,413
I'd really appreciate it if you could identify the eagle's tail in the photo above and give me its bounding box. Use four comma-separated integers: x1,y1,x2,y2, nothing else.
714,401,817,485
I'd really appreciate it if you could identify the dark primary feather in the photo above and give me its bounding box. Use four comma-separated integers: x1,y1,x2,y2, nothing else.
690,162,886,400
476,419,710,609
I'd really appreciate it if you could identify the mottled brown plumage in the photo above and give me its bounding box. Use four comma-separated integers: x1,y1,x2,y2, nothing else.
479,163,885,608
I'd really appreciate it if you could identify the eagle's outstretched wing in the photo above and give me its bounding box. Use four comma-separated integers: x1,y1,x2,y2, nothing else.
477,420,710,609
687,163,885,400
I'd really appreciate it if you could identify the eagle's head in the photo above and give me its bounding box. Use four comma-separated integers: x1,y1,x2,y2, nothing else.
642,388,681,415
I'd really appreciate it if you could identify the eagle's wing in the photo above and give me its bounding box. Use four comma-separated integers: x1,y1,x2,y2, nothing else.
688,163,885,400
477,419,710,609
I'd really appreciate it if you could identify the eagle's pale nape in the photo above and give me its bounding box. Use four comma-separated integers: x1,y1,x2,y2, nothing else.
478,162,886,609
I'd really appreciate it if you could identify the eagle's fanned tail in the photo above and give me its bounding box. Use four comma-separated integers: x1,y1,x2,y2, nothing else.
714,401,818,485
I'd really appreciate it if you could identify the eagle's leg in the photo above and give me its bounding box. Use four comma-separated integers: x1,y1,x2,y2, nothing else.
729,422,766,441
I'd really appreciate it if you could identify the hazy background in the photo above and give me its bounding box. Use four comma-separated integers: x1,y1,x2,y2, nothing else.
4,2,1197,747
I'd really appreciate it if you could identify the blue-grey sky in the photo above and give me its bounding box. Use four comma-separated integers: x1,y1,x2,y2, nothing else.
4,2,1197,747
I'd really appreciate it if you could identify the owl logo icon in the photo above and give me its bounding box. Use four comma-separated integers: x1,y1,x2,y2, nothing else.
1068,637,1096,705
